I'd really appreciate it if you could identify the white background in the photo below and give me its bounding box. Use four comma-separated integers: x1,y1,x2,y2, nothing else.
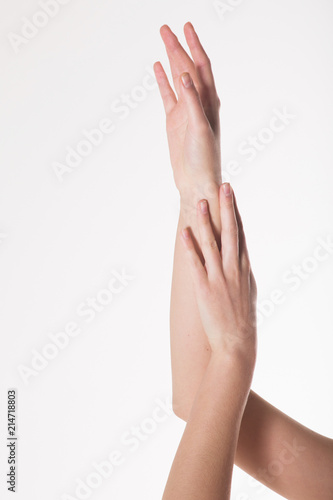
1,0,333,499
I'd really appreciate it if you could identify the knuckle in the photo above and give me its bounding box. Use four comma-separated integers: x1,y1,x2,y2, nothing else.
209,239,218,250
198,55,211,69
204,238,218,251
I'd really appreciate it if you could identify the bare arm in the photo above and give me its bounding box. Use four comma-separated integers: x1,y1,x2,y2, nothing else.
154,22,222,419
236,391,333,499
156,22,333,500
163,188,256,499
163,351,253,500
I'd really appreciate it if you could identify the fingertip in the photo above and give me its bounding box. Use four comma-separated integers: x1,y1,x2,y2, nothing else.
153,62,162,84
184,21,194,32
153,61,160,72
160,24,169,34
159,24,170,43
220,183,232,203
181,227,193,251
181,227,190,241
154,61,165,77
184,22,200,48
198,199,208,215
160,24,175,43
223,182,232,197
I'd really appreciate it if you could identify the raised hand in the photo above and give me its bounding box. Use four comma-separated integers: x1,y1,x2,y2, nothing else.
154,23,221,203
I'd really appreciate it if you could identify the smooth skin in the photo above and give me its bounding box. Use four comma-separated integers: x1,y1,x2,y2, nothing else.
154,22,333,499
163,188,256,499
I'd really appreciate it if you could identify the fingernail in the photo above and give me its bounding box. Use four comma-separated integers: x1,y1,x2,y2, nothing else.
223,183,231,196
200,200,208,214
182,228,189,239
181,72,192,88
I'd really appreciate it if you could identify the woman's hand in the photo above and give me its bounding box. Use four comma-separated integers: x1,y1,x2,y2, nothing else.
154,23,221,204
181,183,257,361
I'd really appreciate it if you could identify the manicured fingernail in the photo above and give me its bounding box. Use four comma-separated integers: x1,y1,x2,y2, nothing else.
182,228,189,239
181,72,192,88
223,183,231,196
200,200,208,214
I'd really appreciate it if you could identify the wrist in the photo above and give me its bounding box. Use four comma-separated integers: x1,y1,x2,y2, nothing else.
179,178,220,204
179,179,221,225
209,338,256,378
203,348,255,406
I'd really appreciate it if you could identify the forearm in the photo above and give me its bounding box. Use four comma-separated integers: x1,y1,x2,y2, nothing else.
236,391,333,500
163,350,253,500
170,180,221,418
171,188,333,500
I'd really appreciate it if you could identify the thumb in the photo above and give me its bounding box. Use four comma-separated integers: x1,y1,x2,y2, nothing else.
180,72,209,128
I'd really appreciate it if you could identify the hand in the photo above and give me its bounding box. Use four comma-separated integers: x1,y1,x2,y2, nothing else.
154,23,221,201
181,183,257,359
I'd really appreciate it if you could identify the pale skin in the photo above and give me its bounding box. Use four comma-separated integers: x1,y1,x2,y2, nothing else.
154,22,333,499
163,188,257,500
